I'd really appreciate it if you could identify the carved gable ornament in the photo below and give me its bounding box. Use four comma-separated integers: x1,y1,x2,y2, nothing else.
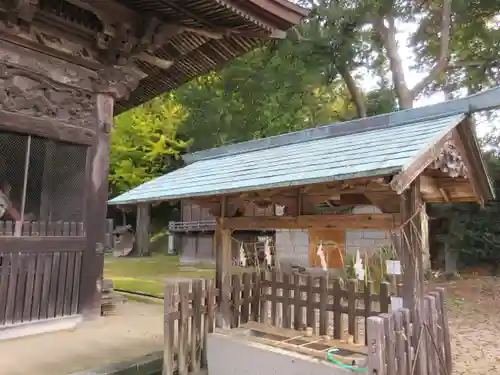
0,62,95,127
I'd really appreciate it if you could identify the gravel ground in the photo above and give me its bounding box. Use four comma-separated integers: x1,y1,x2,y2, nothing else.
438,277,500,375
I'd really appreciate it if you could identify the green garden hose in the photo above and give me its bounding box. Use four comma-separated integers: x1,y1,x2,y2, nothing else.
327,348,368,372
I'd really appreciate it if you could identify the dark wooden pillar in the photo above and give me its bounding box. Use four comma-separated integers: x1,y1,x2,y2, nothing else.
81,93,114,320
215,197,232,329
136,202,151,256
400,178,427,375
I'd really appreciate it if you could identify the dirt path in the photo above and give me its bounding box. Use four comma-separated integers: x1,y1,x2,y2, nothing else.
0,301,164,375
434,277,500,374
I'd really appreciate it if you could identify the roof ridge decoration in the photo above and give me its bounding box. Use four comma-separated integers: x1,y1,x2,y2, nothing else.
183,85,500,164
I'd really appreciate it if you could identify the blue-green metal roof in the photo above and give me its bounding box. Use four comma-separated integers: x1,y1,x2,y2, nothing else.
108,112,467,205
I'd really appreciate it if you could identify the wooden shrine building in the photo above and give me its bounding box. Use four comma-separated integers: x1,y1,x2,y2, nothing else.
0,0,306,339
110,88,497,330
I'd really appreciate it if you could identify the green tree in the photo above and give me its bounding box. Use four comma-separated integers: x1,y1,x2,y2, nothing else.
109,95,189,197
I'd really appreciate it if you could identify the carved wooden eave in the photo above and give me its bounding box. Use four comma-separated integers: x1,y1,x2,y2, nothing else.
389,117,493,206
0,0,307,113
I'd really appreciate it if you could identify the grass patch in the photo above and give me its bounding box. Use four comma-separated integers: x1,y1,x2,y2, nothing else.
104,254,215,297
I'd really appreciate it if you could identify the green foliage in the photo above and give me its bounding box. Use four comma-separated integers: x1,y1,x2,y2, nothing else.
109,95,189,196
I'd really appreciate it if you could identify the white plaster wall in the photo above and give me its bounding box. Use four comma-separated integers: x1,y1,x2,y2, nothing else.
275,206,395,268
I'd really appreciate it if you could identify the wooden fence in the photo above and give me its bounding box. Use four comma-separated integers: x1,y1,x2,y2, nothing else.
367,288,452,375
163,269,401,375
0,220,85,236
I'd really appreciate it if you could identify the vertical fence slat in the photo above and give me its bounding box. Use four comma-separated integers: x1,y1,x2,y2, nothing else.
250,272,260,322
202,278,215,367
5,253,20,323
380,281,390,313
47,252,60,318
14,254,27,323
367,316,386,375
393,309,408,375
429,291,445,375
241,272,251,324
382,313,396,375
436,288,452,375
401,308,413,375
56,252,68,316
425,295,440,375
364,280,374,345
70,252,82,314
347,279,358,343
259,271,269,324
31,253,44,320
231,274,242,328
306,275,315,333
178,282,190,375
270,270,278,326
0,253,12,324
282,273,291,329
293,273,303,330
318,275,327,336
22,253,37,322
40,253,52,318
63,252,76,315
191,279,202,373
333,278,343,339
163,283,176,375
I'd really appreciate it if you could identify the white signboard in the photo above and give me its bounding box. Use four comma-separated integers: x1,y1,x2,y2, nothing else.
390,296,404,312
386,260,402,275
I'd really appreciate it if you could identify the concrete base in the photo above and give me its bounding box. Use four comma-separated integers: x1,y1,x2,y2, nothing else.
207,330,355,375
0,314,83,341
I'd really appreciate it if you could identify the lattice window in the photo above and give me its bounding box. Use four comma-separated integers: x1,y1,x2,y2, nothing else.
0,131,87,237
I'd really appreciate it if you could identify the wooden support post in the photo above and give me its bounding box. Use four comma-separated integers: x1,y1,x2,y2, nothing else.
400,178,427,375
216,197,232,329
136,202,151,256
81,93,114,320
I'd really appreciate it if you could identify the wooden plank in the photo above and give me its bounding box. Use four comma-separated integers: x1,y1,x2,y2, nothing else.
31,252,44,320
231,273,242,328
270,270,278,326
178,282,190,375
318,275,327,335
40,253,52,319
259,271,269,324
5,253,20,324
241,272,251,324
63,252,76,315
347,279,358,343
22,253,37,322
39,221,47,236
56,252,68,316
425,295,440,375
163,283,176,375
401,308,413,375
202,278,215,367
222,213,400,230
71,252,82,314
436,288,452,375
293,273,304,330
364,281,374,345
47,252,60,318
0,237,86,252
382,313,396,375
281,272,291,329
31,221,39,236
393,310,408,375
367,316,386,375
70,222,78,236
191,279,203,373
380,281,390,313
5,221,13,236
216,225,232,329
0,253,12,324
251,272,260,322
429,291,445,375
333,278,343,339
305,275,315,333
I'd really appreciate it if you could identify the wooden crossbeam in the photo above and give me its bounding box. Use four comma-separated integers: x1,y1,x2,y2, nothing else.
220,213,401,230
